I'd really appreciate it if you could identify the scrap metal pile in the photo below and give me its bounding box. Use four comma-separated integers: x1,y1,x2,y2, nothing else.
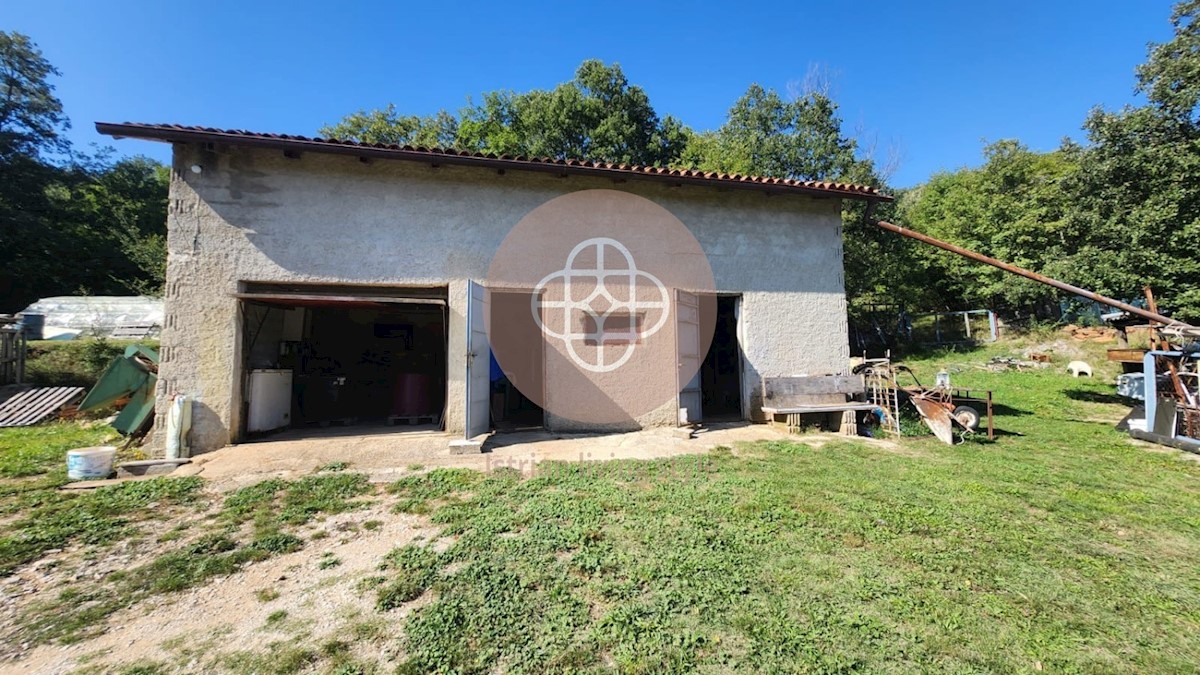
78,344,159,437
1115,322,1200,453
876,220,1200,453
0,344,159,436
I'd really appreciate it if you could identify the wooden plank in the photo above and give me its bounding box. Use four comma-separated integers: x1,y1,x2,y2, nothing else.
762,376,864,411
763,402,878,414
0,386,85,427
12,391,61,425
1,388,52,426
17,388,76,425
1107,348,1147,363
763,375,863,399
116,459,191,468
233,292,446,306
11,388,65,424
110,324,158,339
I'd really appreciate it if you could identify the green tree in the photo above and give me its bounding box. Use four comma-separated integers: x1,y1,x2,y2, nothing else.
681,83,915,321
1137,0,1200,121
0,31,68,159
682,84,859,181
82,157,171,295
1060,106,1200,320
0,32,168,310
899,141,1078,314
322,60,689,166
892,0,1200,322
320,105,458,148
0,31,72,308
465,59,689,165
1055,0,1200,320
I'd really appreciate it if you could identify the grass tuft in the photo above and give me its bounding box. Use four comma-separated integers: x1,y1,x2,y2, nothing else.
387,468,479,513
0,476,203,575
8,472,372,646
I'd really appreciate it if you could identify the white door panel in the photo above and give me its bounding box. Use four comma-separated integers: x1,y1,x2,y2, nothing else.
465,280,491,439
676,289,702,424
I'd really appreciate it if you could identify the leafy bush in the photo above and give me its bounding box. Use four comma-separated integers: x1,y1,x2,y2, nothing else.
376,545,441,611
223,473,372,531
249,531,304,555
23,338,159,388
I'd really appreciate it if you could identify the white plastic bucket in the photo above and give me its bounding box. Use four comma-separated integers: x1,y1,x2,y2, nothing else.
66,446,118,481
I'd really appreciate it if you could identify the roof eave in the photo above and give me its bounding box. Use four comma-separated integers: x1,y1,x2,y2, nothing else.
95,122,893,203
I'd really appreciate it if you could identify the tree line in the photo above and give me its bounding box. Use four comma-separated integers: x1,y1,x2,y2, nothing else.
0,32,167,312
320,1,1200,324
896,0,1200,322
4,0,1198,325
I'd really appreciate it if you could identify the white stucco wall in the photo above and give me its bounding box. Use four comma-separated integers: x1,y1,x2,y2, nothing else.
157,143,850,454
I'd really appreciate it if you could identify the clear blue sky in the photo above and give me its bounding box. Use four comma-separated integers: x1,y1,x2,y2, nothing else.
6,0,1177,187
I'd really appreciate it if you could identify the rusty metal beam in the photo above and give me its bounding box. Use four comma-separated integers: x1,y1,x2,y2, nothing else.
875,220,1191,328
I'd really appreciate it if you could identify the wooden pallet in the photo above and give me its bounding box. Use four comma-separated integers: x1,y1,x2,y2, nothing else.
387,414,438,426
307,416,358,428
0,386,86,427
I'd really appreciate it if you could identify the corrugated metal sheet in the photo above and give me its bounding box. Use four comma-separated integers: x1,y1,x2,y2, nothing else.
0,387,86,427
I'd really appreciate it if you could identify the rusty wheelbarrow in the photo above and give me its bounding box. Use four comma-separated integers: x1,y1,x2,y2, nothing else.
893,366,981,445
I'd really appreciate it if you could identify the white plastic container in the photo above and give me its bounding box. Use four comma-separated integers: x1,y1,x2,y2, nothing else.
66,446,118,481
165,394,192,460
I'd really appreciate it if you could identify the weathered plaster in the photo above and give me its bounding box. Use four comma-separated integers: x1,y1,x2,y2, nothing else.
155,144,849,454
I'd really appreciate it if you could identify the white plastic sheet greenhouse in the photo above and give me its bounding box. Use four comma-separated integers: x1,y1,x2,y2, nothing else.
18,296,163,340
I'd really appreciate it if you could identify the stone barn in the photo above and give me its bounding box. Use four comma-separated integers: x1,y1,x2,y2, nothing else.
97,122,889,455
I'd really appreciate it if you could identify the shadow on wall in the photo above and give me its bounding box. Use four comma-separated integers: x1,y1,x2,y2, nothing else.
189,149,514,283
187,148,847,296
182,400,228,457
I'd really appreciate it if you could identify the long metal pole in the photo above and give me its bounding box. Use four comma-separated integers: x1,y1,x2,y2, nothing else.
875,220,1190,328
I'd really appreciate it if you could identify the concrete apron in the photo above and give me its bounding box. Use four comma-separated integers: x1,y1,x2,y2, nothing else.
183,422,798,492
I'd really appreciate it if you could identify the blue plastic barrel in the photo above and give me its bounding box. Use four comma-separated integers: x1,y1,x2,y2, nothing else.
16,313,44,340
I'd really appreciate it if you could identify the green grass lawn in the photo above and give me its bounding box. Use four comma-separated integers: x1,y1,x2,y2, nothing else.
0,424,374,650
374,344,1200,673
2,338,1199,673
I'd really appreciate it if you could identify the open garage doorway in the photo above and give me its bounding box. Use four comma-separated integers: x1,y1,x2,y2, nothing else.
700,295,743,420
235,283,448,441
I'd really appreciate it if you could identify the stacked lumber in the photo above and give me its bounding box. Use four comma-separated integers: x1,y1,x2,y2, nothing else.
1061,325,1118,342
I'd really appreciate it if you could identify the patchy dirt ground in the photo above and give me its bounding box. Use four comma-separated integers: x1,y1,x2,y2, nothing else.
185,422,812,490
7,501,440,674
3,423,856,673
0,499,211,659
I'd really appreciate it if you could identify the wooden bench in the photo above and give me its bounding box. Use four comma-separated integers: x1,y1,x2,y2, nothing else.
761,375,875,435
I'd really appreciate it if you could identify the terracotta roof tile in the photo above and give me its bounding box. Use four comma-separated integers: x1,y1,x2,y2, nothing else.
95,122,891,201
